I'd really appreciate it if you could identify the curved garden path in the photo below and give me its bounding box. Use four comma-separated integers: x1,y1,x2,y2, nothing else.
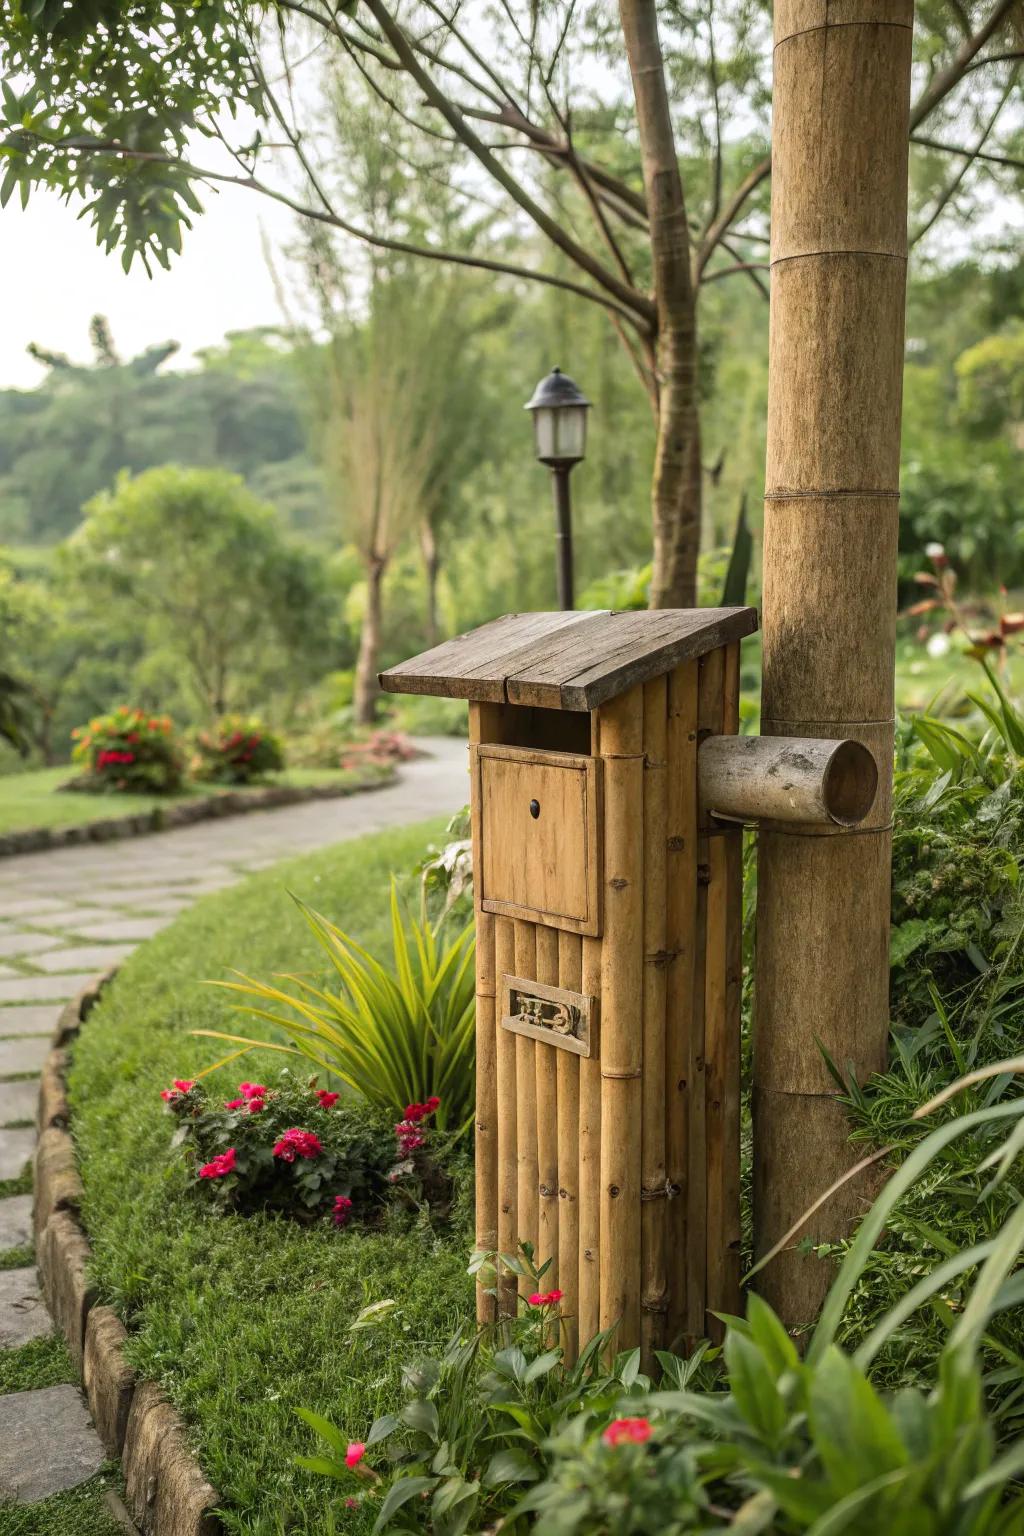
0,737,468,1517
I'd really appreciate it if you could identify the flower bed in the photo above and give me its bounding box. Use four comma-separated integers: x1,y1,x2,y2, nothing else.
67,819,472,1536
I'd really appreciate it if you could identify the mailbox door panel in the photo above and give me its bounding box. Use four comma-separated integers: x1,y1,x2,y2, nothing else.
475,745,602,936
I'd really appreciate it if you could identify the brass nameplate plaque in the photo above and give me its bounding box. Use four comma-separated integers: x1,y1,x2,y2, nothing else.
500,974,595,1057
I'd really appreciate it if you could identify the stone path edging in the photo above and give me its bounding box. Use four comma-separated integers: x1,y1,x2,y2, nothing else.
0,769,394,858
37,972,221,1536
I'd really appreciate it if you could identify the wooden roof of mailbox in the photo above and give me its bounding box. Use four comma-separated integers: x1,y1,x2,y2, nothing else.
379,607,758,713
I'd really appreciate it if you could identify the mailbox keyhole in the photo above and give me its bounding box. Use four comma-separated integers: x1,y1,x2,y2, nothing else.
529,798,541,820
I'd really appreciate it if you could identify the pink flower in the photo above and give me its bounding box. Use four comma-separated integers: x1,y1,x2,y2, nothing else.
395,1120,425,1154
316,1090,340,1109
248,1097,266,1114
199,1148,237,1180
273,1128,323,1162
224,1098,245,1110
160,1079,195,1103
527,1289,564,1307
345,1442,366,1469
333,1195,353,1227
603,1417,652,1448
238,1082,266,1099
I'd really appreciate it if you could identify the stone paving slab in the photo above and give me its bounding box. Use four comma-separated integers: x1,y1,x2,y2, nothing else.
0,1079,41,1126
23,907,107,933
0,1128,36,1180
0,1385,105,1501
0,965,19,980
0,1268,51,1348
0,931,58,960
32,944,137,975
0,1037,51,1076
0,1005,56,1037
69,916,172,943
0,899,63,920
0,973,100,1005
0,1195,32,1250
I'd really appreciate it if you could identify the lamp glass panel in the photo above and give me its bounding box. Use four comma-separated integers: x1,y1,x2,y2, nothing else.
554,404,587,462
533,408,557,461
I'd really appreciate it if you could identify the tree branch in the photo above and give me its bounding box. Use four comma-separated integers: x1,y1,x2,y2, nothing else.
911,134,1024,173
911,70,1021,246
701,259,771,286
361,0,654,325
696,153,771,278
909,0,1020,130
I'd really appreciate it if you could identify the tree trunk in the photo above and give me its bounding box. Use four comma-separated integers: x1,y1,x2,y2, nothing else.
752,1,913,1328
650,313,702,609
420,517,441,648
354,557,385,727
619,0,700,611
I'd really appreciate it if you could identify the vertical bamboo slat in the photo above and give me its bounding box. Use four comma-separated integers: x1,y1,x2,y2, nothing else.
535,926,560,1293
598,684,644,1345
640,675,669,1368
665,661,699,1347
557,930,582,1363
469,704,499,1324
495,915,518,1316
579,933,603,1346
514,919,539,1299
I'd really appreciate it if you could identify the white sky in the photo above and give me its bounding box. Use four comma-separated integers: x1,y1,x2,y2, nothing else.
0,174,300,387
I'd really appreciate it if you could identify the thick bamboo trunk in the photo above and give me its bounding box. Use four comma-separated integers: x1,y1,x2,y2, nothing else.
469,705,498,1324
495,916,518,1316
354,557,385,726
535,927,560,1291
754,2,913,1326
557,931,582,1363
640,676,669,1367
514,920,539,1301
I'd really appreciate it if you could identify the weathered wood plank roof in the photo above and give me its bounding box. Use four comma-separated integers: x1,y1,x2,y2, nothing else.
379,607,758,712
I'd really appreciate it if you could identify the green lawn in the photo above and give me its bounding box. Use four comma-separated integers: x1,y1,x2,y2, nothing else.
0,764,392,837
68,818,472,1536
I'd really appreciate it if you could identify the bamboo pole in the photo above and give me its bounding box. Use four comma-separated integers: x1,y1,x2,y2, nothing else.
495,915,518,1317
514,919,539,1301
469,703,499,1324
665,660,698,1346
557,930,582,1364
755,2,912,1325
641,675,669,1368
598,683,644,1348
535,926,560,1294
578,933,603,1348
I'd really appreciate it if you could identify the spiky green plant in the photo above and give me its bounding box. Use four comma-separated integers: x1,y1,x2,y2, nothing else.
196,885,476,1135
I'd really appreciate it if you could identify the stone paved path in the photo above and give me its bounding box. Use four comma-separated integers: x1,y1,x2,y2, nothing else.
0,739,468,1514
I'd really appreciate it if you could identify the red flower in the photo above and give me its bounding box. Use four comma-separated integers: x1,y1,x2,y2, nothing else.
239,1083,266,1099
403,1096,440,1124
273,1128,323,1162
317,1090,340,1109
199,1148,237,1180
224,1098,246,1111
160,1079,195,1103
527,1289,563,1307
603,1417,652,1448
395,1120,425,1154
333,1195,353,1227
247,1097,266,1114
345,1442,366,1469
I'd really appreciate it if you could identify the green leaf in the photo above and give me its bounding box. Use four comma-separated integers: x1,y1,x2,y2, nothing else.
372,1476,440,1534
807,1347,908,1497
482,1448,539,1487
724,1329,787,1445
401,1398,440,1440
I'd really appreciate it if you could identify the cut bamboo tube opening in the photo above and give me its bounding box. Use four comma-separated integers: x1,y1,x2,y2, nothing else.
699,734,877,827
535,925,560,1293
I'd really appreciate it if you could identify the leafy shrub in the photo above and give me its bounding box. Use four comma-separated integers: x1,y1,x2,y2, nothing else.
301,1076,1024,1534
160,1070,456,1227
192,713,285,784
199,887,476,1136
69,704,184,793
388,694,469,739
340,730,421,769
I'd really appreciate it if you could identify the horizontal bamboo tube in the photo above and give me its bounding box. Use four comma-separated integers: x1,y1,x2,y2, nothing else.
557,930,582,1363
665,660,698,1346
641,675,669,1369
599,684,644,1347
495,916,518,1316
698,734,877,827
535,926,560,1294
514,919,538,1301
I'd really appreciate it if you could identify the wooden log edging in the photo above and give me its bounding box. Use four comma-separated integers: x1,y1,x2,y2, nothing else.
0,769,396,860
35,972,222,1536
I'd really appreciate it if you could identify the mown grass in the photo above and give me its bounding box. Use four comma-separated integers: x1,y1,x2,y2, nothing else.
0,1474,128,1536
69,818,473,1536
0,763,392,837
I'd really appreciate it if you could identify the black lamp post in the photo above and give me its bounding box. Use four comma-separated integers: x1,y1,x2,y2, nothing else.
525,367,591,610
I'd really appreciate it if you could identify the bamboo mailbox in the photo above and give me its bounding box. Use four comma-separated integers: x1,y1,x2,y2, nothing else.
380,609,877,1360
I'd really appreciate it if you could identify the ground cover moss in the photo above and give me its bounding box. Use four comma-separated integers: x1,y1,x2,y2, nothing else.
68,818,473,1535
